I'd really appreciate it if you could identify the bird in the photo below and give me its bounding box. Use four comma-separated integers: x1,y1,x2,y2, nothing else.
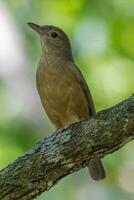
28,22,106,181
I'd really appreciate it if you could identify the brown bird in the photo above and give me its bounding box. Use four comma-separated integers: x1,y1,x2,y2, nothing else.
28,22,105,181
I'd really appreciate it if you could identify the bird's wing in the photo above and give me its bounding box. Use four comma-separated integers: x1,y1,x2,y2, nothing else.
69,64,105,181
71,63,96,116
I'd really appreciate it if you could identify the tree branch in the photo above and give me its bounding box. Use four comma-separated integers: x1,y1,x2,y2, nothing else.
0,95,134,200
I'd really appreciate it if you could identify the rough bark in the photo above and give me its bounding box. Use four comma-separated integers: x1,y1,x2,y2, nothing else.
0,95,134,200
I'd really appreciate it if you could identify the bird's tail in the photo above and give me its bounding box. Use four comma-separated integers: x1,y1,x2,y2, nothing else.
88,158,106,181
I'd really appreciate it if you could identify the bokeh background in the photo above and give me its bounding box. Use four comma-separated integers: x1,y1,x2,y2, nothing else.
0,0,134,199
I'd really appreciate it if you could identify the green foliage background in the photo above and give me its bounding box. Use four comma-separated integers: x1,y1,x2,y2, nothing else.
0,0,134,199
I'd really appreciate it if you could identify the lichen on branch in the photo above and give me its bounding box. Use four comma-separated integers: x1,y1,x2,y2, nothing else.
0,95,134,200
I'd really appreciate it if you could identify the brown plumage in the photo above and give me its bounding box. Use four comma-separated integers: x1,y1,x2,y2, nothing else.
28,22,106,181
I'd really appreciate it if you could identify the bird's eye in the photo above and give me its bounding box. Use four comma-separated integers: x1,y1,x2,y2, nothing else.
50,31,58,38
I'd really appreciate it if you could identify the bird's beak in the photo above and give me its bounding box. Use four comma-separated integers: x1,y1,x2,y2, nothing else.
27,22,43,35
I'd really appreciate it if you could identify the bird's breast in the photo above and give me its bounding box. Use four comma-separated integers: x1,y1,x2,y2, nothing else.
36,64,72,113
36,62,89,128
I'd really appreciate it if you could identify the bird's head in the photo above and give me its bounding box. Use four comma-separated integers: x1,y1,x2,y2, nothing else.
28,22,73,60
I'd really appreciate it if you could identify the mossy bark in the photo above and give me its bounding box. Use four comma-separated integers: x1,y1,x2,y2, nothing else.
0,95,134,200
